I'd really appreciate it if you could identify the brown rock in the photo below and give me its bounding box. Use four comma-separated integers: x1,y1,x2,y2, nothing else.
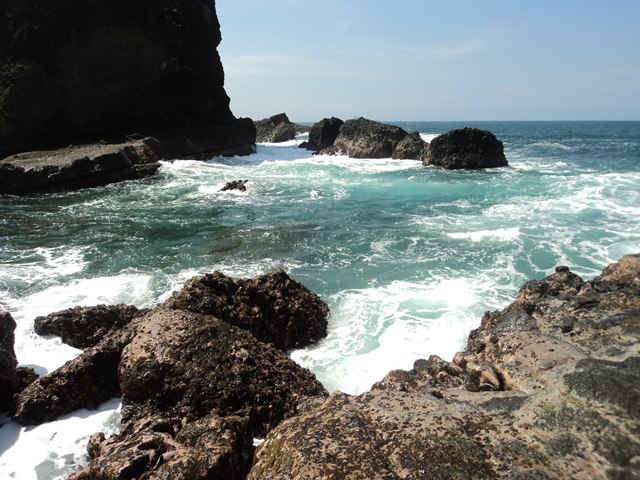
34,304,147,349
299,117,344,153
392,131,426,160
322,117,409,159
162,269,329,351
423,127,508,169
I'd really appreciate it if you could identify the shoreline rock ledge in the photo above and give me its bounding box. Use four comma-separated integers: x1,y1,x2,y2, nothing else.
249,254,640,480
0,0,256,195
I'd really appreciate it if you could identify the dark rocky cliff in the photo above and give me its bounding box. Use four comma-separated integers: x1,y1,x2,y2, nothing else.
0,0,255,177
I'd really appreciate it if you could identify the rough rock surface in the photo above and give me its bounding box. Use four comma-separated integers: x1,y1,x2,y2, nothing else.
13,328,133,425
118,309,327,436
254,113,307,143
392,131,426,160
70,414,254,480
0,0,256,193
249,255,640,480
299,117,344,152
220,179,249,192
423,127,508,169
162,268,329,351
321,117,416,159
1,311,21,411
34,304,147,349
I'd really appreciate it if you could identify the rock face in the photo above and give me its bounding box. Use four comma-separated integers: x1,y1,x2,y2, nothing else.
392,131,426,160
321,117,424,160
0,311,19,411
249,255,640,480
423,127,508,169
0,0,256,193
162,268,329,351
254,113,307,143
118,309,327,436
34,304,147,349
299,117,344,153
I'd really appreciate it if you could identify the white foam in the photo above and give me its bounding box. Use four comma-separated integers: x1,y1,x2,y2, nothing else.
0,399,122,480
420,133,440,143
448,227,521,242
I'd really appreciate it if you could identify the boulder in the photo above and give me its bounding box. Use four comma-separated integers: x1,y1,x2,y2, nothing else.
299,117,344,152
321,117,410,159
248,255,640,479
118,309,327,436
220,179,249,192
0,0,256,193
162,269,329,351
392,131,426,160
34,304,147,349
254,113,307,143
423,127,508,169
70,414,254,480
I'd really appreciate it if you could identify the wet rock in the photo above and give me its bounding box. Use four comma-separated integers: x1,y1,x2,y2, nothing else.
248,254,640,479
392,131,426,160
118,309,327,436
162,269,329,351
1,311,20,411
321,117,409,159
13,328,133,424
70,414,253,480
34,304,147,349
423,127,508,169
220,179,248,192
254,113,306,143
299,117,344,152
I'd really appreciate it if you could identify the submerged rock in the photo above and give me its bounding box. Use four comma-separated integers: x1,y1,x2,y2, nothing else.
299,117,344,153
34,304,147,349
248,255,640,479
162,268,329,351
423,127,508,169
220,179,249,192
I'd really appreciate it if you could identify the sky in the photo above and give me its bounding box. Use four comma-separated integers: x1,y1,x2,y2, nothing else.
216,0,640,122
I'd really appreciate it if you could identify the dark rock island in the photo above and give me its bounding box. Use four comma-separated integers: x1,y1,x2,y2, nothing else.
424,127,509,169
0,0,256,194
254,113,308,143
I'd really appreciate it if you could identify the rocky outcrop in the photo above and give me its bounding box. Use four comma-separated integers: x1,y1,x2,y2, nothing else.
220,179,249,192
162,269,329,351
248,255,640,479
0,0,256,193
118,309,327,436
321,117,423,160
299,117,344,153
34,304,147,349
392,131,426,160
0,311,36,412
423,127,508,169
70,415,254,480
254,113,307,143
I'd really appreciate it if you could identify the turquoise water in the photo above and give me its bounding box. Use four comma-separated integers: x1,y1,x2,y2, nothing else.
1,121,639,478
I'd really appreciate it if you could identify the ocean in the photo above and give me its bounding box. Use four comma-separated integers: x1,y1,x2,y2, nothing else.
1,120,639,478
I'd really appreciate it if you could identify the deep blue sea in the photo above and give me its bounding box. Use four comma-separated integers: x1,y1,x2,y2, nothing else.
1,121,639,478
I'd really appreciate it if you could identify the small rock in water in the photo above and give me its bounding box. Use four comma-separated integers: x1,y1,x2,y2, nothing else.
555,265,570,273
221,179,248,192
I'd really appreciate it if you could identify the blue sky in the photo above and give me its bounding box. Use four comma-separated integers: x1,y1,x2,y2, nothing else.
216,1,640,121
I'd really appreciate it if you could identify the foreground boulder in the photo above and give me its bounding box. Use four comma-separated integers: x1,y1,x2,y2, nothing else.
0,0,255,193
254,113,307,143
423,127,508,169
322,117,410,159
70,415,254,480
34,304,147,349
0,311,37,411
249,255,640,479
163,268,329,351
299,117,344,153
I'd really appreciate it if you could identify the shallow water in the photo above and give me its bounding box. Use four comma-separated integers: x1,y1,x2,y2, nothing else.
1,121,639,478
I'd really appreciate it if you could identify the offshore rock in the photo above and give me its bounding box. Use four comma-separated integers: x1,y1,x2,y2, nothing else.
392,131,426,160
70,414,254,480
220,179,249,192
162,269,329,351
118,309,327,437
299,117,344,153
321,117,415,159
34,304,148,349
254,113,306,143
13,328,133,425
423,127,508,169
248,254,640,479
0,0,256,193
